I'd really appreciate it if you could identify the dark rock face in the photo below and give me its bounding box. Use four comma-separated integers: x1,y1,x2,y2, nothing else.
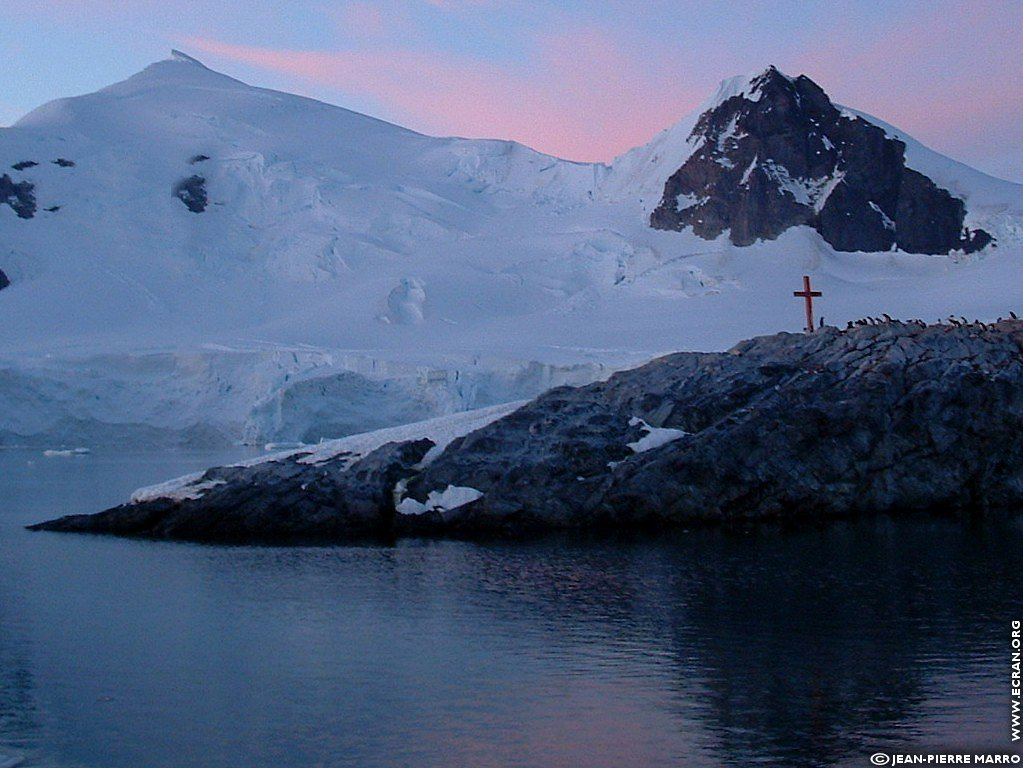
0,269,9,291
189,154,210,164
11,161,37,171
406,321,1023,531
30,321,1023,542
650,67,992,255
173,175,208,213
52,158,75,168
31,439,433,543
0,174,36,219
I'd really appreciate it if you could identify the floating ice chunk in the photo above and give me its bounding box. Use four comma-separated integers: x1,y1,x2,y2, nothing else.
627,417,689,453
42,447,90,457
263,441,309,451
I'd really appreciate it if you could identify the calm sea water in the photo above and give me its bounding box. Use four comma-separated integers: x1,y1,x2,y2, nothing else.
1,448,1021,768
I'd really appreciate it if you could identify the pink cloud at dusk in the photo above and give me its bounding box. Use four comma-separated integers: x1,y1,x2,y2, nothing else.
183,32,702,163
6,0,1020,180
339,4,386,39
788,0,1023,176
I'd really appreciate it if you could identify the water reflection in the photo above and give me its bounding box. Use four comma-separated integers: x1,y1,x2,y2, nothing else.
178,520,1023,767
665,520,1023,766
0,585,39,761
2,449,1021,767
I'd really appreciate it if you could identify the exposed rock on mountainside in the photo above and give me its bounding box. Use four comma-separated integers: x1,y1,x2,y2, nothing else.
650,67,992,254
31,321,1023,541
1,174,36,219
173,174,208,212
0,269,9,291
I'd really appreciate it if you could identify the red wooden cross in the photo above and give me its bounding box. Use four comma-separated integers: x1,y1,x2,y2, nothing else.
793,275,822,333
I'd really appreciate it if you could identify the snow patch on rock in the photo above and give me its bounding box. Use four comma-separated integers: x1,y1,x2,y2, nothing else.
626,416,689,453
396,485,483,516
131,475,226,503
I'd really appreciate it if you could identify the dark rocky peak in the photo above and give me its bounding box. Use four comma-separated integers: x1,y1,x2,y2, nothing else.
0,269,9,291
651,67,992,255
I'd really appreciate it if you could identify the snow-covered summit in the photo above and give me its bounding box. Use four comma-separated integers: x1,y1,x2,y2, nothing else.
702,65,795,107
602,66,794,205
2,55,1023,447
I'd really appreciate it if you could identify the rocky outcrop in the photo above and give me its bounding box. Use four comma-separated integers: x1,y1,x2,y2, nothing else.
30,321,1023,541
650,67,992,255
173,175,207,213
0,269,9,291
1,174,36,219
31,439,433,542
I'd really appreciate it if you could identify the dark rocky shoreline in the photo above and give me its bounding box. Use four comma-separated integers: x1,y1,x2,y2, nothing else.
30,320,1023,542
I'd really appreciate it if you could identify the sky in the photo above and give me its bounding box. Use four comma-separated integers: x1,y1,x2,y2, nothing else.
2,0,1021,182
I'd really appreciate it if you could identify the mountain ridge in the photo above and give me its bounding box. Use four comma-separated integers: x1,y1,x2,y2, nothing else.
2,54,1022,447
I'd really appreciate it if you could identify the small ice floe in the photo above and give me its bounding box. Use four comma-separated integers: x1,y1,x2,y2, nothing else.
263,441,308,451
396,485,483,516
42,447,91,457
626,417,689,453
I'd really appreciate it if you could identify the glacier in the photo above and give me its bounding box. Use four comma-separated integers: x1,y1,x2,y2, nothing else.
1,55,1022,447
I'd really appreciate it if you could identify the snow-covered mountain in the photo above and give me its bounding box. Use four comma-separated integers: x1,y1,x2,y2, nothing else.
648,66,993,253
2,53,1022,447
